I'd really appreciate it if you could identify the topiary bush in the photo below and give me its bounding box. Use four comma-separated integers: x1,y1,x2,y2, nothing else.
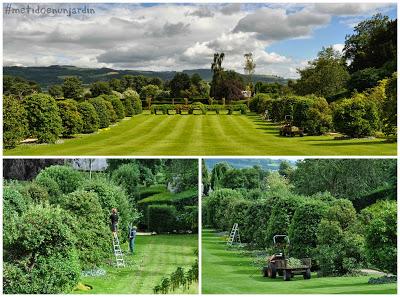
104,99,117,123
333,94,379,137
3,204,80,294
148,204,177,233
57,190,110,267
89,97,110,128
123,89,142,115
57,99,83,137
78,101,100,133
35,175,62,201
20,182,49,204
106,95,125,120
22,93,62,143
3,95,28,148
35,165,82,195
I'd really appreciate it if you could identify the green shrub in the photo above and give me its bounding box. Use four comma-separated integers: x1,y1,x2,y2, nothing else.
20,182,49,204
57,99,83,136
189,102,206,114
3,204,80,294
58,190,109,267
176,206,198,232
361,200,397,274
78,101,100,133
111,163,141,203
123,89,142,115
35,165,82,195
227,104,249,114
288,200,328,259
148,204,177,233
3,95,28,148
106,95,125,120
22,93,62,143
104,99,117,123
3,185,28,215
89,97,110,128
333,94,379,137
35,175,62,201
90,81,111,97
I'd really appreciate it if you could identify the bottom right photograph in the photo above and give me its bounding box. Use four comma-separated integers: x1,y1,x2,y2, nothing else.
201,158,397,294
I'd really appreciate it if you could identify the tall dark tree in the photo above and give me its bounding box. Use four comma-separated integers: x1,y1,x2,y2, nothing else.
62,77,84,100
169,73,191,98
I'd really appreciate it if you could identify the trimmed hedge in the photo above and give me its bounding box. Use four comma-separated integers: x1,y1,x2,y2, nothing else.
89,97,110,128
78,101,99,133
148,204,177,233
22,93,62,143
57,99,83,136
123,89,142,115
3,96,28,148
104,99,117,123
104,95,125,120
35,165,82,195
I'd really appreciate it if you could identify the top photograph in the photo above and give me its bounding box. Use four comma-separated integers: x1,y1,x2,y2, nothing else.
3,2,397,156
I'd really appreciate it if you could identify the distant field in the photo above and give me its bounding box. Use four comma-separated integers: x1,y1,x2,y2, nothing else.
202,230,396,294
5,114,396,156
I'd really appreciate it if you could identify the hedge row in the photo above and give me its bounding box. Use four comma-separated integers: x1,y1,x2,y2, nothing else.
150,103,249,115
147,204,197,233
3,89,142,148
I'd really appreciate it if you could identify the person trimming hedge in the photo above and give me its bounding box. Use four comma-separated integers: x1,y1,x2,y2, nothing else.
110,208,119,237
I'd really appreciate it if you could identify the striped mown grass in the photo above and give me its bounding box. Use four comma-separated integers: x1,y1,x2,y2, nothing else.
5,114,396,156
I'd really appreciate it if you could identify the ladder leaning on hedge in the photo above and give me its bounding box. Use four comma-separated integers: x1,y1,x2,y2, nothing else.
227,223,241,245
112,234,125,267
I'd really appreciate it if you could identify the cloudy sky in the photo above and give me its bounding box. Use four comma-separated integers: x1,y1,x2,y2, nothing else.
3,3,396,78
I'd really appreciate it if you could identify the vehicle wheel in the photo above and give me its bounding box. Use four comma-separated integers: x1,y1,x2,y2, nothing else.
262,266,268,277
283,270,291,281
303,268,311,280
268,263,277,278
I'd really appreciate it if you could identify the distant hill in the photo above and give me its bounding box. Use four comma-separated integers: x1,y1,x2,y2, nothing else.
3,65,289,89
204,159,298,171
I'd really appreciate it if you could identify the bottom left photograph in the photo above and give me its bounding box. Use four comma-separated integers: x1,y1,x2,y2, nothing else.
3,158,199,294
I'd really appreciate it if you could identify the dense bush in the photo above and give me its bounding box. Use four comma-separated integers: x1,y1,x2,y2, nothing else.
78,101,100,133
35,175,62,201
316,199,364,276
104,99,117,123
3,204,80,294
3,96,28,148
89,97,110,128
123,89,142,115
20,182,49,204
226,104,249,115
22,93,62,143
111,163,141,203
57,99,83,136
148,204,177,233
3,185,28,215
90,81,112,97
57,190,110,267
361,200,397,274
288,200,328,259
106,95,125,120
333,94,379,137
35,165,82,195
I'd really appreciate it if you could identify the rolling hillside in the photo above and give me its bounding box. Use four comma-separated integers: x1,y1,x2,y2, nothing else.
4,65,289,89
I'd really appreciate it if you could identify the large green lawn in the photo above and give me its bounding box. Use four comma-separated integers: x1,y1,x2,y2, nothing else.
202,230,396,294
5,114,396,156
73,234,198,294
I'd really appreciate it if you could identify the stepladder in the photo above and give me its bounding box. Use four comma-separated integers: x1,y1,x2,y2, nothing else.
227,223,241,245
113,233,125,267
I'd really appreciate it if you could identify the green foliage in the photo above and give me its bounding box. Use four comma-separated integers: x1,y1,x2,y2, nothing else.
111,163,141,203
3,95,28,148
148,204,177,233
22,93,62,143
382,72,397,135
361,200,397,274
78,101,100,133
62,76,84,100
169,73,191,98
35,175,62,200
3,204,80,294
20,182,49,204
35,165,82,195
3,75,41,100
227,104,249,114
123,89,142,115
288,200,328,259
89,97,110,128
90,81,112,97
316,199,364,276
48,84,63,99
104,99,117,123
294,47,350,98
106,95,125,120
57,190,110,267
333,94,379,137
3,185,28,215
57,99,83,136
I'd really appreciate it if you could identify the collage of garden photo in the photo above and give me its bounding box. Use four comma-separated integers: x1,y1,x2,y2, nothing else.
2,1,398,295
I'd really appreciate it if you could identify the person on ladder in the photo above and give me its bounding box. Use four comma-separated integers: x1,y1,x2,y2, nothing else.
128,224,137,254
110,208,119,237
